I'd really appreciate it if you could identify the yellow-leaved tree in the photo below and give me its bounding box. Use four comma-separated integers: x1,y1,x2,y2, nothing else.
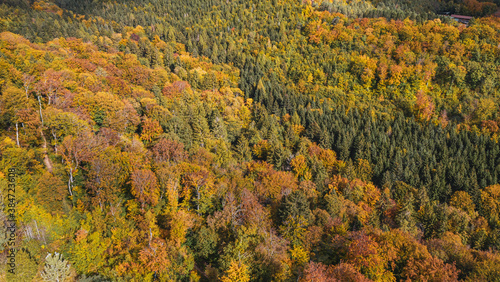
221,260,251,282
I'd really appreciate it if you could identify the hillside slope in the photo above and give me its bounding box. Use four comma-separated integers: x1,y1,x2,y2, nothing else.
1,0,500,281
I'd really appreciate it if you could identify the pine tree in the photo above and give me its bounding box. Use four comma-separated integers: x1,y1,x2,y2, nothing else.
396,195,418,235
211,42,220,64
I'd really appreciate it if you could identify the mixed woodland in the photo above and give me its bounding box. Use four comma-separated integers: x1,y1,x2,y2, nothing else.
1,0,500,281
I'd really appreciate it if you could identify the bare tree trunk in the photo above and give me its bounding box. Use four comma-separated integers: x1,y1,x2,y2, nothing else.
37,94,44,124
34,220,46,244
23,74,34,99
37,94,53,172
51,130,58,154
15,122,19,147
149,228,153,249
67,167,73,196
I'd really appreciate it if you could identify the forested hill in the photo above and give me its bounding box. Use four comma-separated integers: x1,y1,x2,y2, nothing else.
1,0,500,281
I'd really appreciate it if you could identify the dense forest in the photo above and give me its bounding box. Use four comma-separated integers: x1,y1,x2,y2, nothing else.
1,0,500,281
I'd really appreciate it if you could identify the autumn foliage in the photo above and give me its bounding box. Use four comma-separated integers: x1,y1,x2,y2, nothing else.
1,0,500,281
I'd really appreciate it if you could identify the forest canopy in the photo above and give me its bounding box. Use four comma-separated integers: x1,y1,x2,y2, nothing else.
1,0,500,281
